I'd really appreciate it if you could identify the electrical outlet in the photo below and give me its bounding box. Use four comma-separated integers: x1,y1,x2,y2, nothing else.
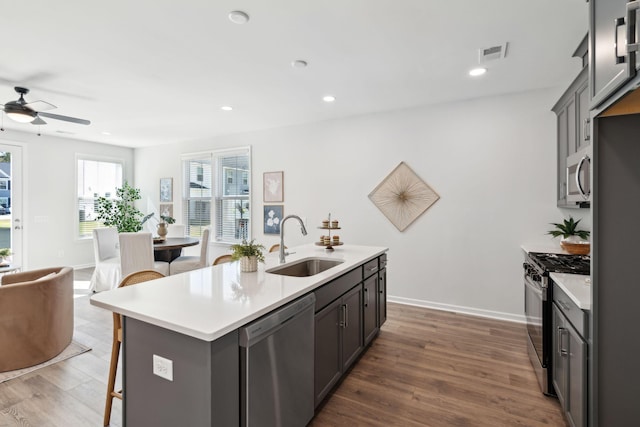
153,354,173,381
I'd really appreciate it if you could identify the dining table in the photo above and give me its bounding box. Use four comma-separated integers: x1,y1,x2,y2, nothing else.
153,237,199,262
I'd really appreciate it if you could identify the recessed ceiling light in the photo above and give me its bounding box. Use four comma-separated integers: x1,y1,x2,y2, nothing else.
322,95,336,103
292,60,308,68
221,106,233,111
228,10,249,24
469,67,487,77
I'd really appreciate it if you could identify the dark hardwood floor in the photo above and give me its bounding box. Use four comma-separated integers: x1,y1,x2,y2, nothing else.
0,268,566,426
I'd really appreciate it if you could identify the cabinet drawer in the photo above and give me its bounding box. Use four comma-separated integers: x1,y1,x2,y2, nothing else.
314,267,362,312
363,258,379,279
553,283,588,338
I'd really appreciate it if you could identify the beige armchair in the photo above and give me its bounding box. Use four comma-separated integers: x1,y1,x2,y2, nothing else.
0,266,74,372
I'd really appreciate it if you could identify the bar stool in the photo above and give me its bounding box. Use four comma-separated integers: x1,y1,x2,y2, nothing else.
103,270,165,426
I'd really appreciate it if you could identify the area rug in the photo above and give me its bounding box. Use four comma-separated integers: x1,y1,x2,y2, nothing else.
0,341,91,384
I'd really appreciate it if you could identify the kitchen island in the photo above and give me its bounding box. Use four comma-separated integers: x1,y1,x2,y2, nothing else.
90,244,387,426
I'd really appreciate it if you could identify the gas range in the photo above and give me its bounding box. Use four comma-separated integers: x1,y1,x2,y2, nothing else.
526,252,591,277
523,250,590,396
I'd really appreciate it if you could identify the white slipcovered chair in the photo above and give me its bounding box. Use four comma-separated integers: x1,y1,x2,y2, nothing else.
169,228,210,275
89,227,121,292
119,232,170,277
166,224,186,238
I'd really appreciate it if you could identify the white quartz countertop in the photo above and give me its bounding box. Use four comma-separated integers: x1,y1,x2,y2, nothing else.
90,244,387,341
550,272,591,310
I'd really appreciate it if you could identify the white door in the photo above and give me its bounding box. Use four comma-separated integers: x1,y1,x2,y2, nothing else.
0,144,23,268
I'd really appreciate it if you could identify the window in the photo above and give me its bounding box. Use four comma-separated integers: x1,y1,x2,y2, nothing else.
77,157,123,238
182,147,251,243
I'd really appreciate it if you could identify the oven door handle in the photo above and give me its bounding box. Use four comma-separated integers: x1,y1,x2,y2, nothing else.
524,276,544,298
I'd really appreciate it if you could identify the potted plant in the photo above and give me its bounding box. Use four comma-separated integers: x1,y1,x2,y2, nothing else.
0,248,11,266
230,239,265,272
547,217,591,255
95,181,153,232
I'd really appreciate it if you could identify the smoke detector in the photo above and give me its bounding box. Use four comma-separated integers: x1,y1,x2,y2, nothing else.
478,43,508,63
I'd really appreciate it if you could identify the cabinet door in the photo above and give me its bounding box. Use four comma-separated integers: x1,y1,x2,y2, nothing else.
576,81,590,152
341,285,363,372
552,303,567,408
590,0,636,106
557,108,569,206
363,275,378,346
314,298,342,407
567,326,587,427
378,268,387,327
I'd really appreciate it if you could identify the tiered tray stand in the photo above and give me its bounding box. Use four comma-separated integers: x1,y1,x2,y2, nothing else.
315,223,343,251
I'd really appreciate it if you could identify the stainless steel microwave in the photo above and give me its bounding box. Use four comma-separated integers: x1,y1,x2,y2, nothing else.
566,146,591,204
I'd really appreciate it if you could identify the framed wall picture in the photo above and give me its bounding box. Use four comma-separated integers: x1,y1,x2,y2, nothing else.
160,178,173,202
263,171,284,202
159,203,173,219
264,205,284,234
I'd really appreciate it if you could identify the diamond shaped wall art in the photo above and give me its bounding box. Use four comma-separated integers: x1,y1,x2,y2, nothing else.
368,162,440,232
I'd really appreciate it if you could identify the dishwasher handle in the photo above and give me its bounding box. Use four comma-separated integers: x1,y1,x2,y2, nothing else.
239,293,316,347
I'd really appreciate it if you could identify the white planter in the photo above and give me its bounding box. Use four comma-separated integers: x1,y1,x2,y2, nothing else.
240,256,258,272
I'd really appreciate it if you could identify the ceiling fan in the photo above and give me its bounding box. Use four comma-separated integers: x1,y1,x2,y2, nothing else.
0,86,90,126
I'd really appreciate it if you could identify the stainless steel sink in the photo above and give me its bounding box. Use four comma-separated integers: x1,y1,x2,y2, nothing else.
266,258,343,277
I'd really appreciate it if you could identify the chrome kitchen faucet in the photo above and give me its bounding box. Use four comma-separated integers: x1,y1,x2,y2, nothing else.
279,215,307,263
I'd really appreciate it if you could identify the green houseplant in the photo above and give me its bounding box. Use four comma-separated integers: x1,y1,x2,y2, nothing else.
547,217,590,255
95,181,153,232
230,239,265,272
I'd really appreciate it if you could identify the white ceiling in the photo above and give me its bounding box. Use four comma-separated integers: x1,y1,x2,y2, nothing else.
0,0,588,148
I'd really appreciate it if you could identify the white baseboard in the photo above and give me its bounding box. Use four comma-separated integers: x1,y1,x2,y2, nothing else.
388,295,526,324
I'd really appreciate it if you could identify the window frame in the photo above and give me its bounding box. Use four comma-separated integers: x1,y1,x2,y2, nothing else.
181,146,251,244
76,154,125,240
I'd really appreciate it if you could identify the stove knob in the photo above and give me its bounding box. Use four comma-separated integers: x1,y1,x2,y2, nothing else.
532,273,541,282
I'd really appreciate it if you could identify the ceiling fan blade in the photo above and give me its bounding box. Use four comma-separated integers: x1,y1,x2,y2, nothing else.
32,116,47,125
24,100,56,112
38,112,90,125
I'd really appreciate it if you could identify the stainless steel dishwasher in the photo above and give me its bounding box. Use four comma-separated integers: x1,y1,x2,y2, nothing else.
239,293,315,427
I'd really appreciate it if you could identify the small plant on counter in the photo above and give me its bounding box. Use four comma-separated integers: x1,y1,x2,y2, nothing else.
0,248,11,258
547,217,590,240
230,239,266,263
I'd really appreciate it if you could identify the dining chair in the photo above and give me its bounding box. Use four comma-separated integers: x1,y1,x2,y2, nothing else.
166,224,186,238
119,232,169,277
212,254,233,265
89,227,121,292
104,270,165,427
169,228,210,275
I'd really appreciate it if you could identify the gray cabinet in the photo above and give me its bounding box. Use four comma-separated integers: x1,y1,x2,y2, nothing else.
363,274,378,346
363,254,387,345
314,284,363,406
553,67,589,208
378,267,387,327
314,254,388,408
313,266,364,407
589,0,637,107
552,284,587,427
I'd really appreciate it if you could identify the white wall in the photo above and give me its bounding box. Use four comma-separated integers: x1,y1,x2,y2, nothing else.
0,129,134,270
133,87,590,321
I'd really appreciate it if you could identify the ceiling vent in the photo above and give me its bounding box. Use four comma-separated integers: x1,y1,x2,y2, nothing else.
478,43,508,63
